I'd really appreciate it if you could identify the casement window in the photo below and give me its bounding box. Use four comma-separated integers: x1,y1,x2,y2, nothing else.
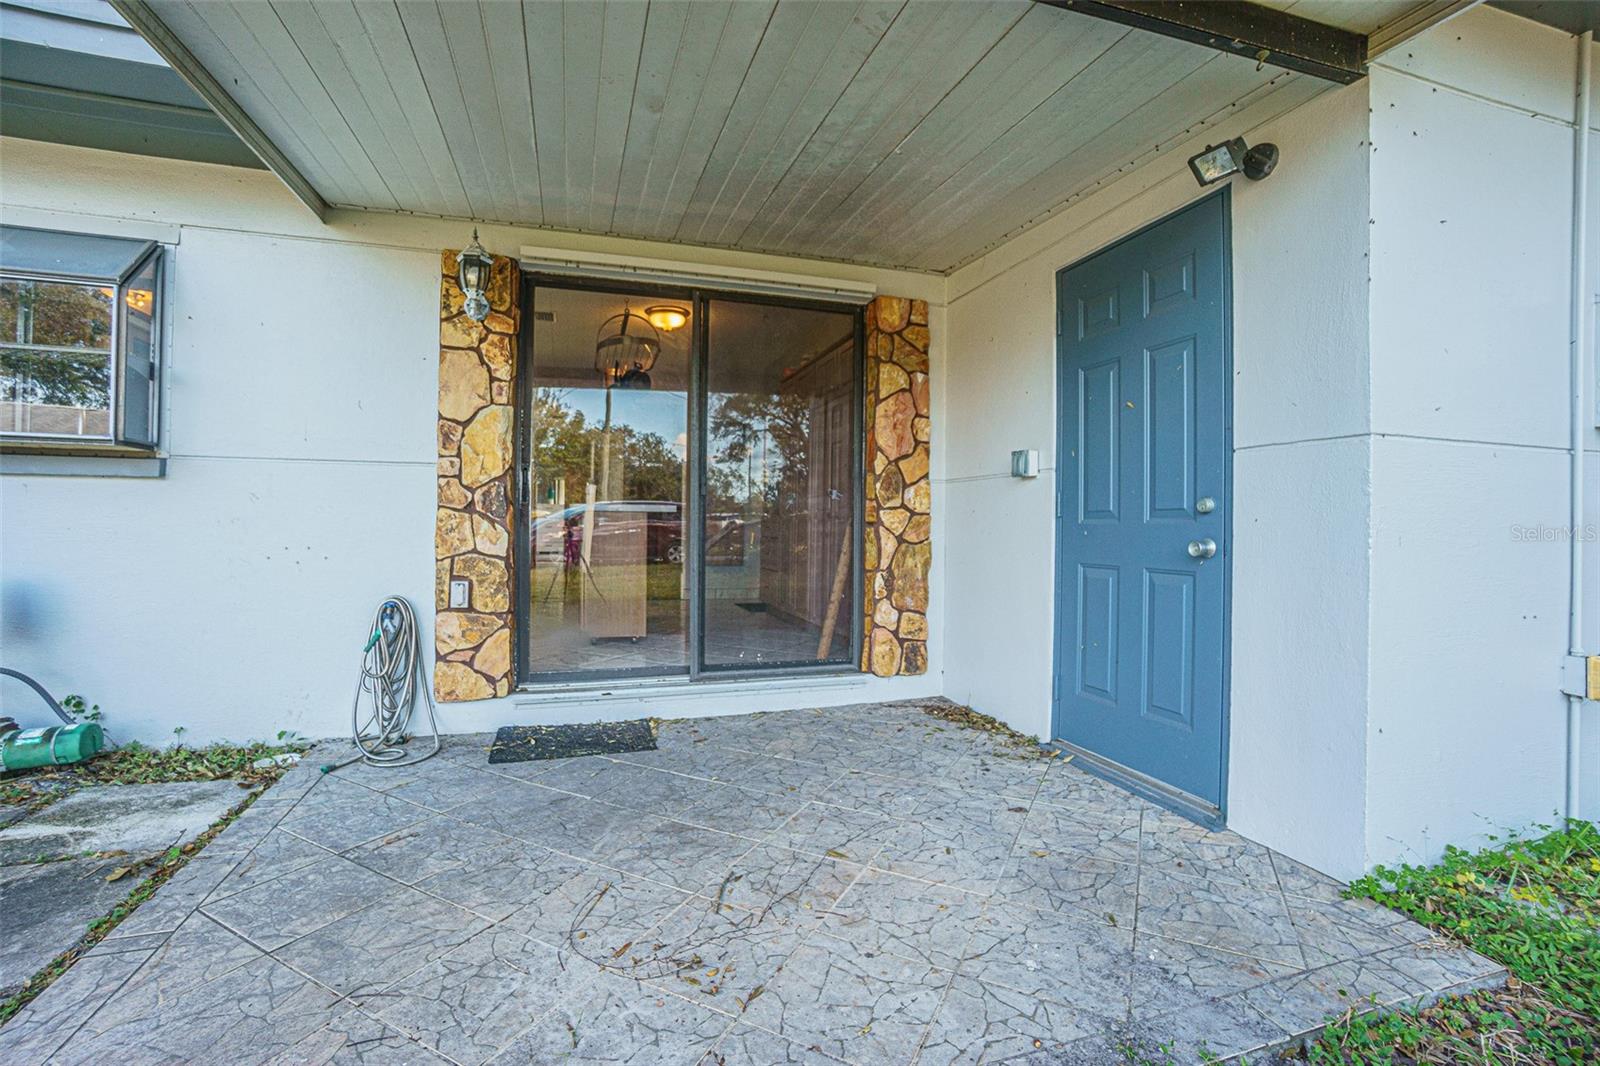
518,277,864,682
0,226,163,449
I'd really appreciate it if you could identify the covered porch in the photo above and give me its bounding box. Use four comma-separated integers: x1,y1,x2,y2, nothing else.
0,700,1499,1065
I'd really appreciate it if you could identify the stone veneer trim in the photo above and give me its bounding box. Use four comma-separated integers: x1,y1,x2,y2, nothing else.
862,296,930,677
433,276,925,691
435,252,520,702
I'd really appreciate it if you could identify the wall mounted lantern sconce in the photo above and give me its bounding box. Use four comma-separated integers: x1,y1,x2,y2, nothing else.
1188,138,1280,187
456,229,493,322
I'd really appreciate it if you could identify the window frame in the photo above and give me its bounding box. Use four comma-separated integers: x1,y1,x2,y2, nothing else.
0,229,164,451
515,273,866,686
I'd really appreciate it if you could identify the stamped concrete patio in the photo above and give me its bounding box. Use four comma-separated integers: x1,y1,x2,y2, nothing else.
0,699,1501,1065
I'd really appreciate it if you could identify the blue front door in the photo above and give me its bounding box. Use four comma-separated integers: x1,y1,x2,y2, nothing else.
1053,193,1229,811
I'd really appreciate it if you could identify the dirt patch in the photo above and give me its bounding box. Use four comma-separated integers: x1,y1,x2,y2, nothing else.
920,703,1054,757
1,741,300,818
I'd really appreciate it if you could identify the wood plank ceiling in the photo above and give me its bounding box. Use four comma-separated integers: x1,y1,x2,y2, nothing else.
136,0,1426,273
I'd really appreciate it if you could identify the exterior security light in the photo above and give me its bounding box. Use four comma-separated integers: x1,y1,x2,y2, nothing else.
456,229,493,321
644,304,689,332
1188,138,1279,186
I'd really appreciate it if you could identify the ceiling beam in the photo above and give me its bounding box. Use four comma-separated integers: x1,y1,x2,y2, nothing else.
108,0,328,220
1036,1,1368,84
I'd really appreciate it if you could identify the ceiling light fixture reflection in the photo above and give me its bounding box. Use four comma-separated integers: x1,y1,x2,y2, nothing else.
644,304,689,332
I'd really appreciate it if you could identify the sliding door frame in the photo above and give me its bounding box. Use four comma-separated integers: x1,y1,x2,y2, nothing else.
692,290,866,681
514,273,865,686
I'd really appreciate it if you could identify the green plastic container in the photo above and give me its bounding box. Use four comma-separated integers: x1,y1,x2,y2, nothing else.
0,722,103,770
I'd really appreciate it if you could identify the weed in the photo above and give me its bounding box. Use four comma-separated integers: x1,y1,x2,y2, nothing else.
1299,820,1600,1065
1345,820,1599,1018
59,695,100,723
1306,979,1596,1065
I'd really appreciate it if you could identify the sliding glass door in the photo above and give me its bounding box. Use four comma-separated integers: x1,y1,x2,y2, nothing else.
523,284,692,678
519,280,860,682
702,297,858,670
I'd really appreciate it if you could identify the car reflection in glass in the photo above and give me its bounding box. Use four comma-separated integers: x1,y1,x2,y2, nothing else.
531,502,750,567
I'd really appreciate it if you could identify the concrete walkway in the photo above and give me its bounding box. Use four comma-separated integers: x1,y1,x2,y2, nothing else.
0,700,1501,1065
0,780,252,999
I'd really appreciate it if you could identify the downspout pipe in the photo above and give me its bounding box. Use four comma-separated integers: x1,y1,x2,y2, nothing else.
1568,31,1592,824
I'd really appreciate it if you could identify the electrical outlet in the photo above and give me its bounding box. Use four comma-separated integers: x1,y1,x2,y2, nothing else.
449,579,470,609
1011,449,1039,478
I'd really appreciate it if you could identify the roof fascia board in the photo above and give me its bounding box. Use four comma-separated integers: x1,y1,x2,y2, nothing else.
108,0,328,220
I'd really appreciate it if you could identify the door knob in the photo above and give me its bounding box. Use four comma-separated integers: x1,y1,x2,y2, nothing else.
1187,538,1217,559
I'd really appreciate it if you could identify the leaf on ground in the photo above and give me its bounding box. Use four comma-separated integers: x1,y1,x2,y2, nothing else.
105,866,135,882
825,848,849,860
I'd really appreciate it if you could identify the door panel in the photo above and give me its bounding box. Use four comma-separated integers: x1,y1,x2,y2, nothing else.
1054,193,1228,808
1076,564,1118,702
1144,337,1194,519
702,297,858,670
1078,360,1119,521
1142,569,1194,728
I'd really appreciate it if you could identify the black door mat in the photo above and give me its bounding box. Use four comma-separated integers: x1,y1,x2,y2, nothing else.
487,720,657,764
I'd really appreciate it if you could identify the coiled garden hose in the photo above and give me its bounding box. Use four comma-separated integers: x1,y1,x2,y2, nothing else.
321,596,440,774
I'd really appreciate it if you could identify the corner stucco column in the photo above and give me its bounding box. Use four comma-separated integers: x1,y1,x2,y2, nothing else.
435,252,520,701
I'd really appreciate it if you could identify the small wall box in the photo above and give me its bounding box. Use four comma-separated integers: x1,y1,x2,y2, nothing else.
1011,449,1040,478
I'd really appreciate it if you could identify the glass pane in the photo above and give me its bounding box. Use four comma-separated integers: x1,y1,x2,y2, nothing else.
526,287,691,677
0,226,154,281
119,252,160,444
704,299,856,669
0,277,113,438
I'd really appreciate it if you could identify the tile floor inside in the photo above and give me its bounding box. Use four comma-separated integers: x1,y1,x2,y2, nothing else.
0,700,1502,1065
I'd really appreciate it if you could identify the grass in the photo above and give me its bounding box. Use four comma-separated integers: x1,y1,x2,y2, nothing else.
538,561,686,607
1299,820,1600,1065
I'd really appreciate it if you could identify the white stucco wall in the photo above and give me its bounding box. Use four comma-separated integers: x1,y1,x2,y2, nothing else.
0,139,947,746
1363,9,1600,861
942,80,1375,878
